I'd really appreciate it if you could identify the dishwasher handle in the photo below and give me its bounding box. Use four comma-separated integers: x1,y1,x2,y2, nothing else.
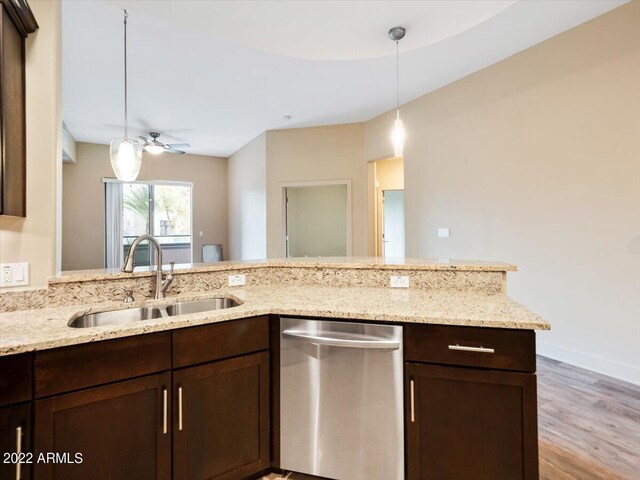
282,329,400,350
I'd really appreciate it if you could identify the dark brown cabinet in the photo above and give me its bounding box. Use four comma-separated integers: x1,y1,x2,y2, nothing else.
0,0,37,217
34,373,172,480
0,403,32,480
0,315,539,480
26,317,270,480
173,351,270,480
406,363,539,480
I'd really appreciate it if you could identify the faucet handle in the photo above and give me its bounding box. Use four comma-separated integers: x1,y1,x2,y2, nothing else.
169,261,175,275
113,287,135,303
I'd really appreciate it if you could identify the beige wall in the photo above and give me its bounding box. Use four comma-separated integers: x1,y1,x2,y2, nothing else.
266,124,366,257
365,2,640,383
227,133,267,260
62,142,228,270
0,0,61,290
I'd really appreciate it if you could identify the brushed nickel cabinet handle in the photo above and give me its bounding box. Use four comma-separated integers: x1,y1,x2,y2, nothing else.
410,379,415,423
15,426,22,480
162,388,168,434
178,387,183,431
448,344,495,354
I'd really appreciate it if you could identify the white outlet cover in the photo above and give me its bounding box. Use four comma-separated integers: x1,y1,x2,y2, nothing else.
438,228,450,238
0,263,30,287
228,274,246,287
390,275,409,288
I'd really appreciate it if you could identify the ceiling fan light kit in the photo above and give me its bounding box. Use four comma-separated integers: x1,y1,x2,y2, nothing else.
389,26,406,158
109,9,142,181
145,145,165,155
140,132,191,155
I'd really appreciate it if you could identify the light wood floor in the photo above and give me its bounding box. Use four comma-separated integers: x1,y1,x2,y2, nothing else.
265,355,640,479
537,356,639,479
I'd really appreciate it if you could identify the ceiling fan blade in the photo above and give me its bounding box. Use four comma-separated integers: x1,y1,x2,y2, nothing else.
139,135,149,142
165,148,186,155
166,143,190,149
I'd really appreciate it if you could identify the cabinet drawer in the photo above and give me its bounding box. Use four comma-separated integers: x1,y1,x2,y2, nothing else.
35,332,171,398
0,353,32,407
405,324,535,372
173,316,269,368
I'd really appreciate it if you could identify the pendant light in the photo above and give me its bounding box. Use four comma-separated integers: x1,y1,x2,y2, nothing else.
389,26,406,158
109,10,142,181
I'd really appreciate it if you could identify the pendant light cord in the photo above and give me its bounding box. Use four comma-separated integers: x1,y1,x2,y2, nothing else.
396,40,400,112
123,9,128,139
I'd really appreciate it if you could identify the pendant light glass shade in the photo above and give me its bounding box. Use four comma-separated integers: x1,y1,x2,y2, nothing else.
392,110,405,157
110,137,142,181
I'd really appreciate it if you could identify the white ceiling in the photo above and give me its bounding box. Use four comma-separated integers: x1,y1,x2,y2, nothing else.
62,0,627,157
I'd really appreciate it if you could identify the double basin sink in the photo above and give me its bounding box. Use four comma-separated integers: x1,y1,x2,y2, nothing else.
69,297,241,328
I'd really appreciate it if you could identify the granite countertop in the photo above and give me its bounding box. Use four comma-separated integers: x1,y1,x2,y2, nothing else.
0,284,549,356
49,257,517,283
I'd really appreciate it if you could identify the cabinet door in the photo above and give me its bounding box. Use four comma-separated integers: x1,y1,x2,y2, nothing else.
0,4,27,217
0,403,31,480
173,351,270,480
406,363,538,480
34,373,171,480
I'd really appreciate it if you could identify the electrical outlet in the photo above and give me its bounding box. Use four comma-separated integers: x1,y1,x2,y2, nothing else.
228,274,246,287
390,275,409,288
1,266,11,285
0,263,29,287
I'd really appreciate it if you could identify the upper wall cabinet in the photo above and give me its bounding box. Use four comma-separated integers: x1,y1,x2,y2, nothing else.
0,0,38,217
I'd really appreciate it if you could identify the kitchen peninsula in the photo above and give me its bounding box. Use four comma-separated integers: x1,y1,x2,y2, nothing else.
0,258,548,480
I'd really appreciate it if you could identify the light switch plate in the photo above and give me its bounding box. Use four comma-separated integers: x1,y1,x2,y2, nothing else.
228,274,246,287
438,228,450,238
390,275,409,288
0,263,30,287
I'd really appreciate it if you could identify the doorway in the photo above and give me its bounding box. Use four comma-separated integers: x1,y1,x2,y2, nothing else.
382,190,405,258
284,182,350,257
368,158,405,258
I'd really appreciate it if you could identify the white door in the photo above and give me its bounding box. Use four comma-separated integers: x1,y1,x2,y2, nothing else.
382,190,405,258
285,184,348,257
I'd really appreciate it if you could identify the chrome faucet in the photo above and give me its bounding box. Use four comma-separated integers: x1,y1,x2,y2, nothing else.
121,234,174,299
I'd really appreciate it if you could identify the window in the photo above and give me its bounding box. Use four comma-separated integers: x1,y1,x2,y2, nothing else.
104,180,193,268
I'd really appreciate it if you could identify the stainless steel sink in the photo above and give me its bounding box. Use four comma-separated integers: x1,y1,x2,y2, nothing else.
68,296,241,328
69,306,166,328
165,298,240,316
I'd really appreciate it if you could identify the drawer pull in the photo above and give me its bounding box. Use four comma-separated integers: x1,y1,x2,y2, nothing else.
178,387,183,431
15,426,22,480
448,344,495,354
410,379,415,423
162,388,168,434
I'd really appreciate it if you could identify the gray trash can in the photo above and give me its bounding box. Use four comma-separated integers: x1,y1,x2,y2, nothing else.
202,244,223,263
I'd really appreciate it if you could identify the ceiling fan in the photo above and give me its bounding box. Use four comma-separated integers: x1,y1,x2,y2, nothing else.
139,132,191,155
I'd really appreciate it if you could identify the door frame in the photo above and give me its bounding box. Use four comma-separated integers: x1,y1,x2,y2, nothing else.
280,179,352,257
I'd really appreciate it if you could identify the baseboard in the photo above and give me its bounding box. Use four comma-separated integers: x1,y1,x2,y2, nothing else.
538,341,640,386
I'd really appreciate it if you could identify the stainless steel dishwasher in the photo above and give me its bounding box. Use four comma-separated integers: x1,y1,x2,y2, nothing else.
280,317,404,480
